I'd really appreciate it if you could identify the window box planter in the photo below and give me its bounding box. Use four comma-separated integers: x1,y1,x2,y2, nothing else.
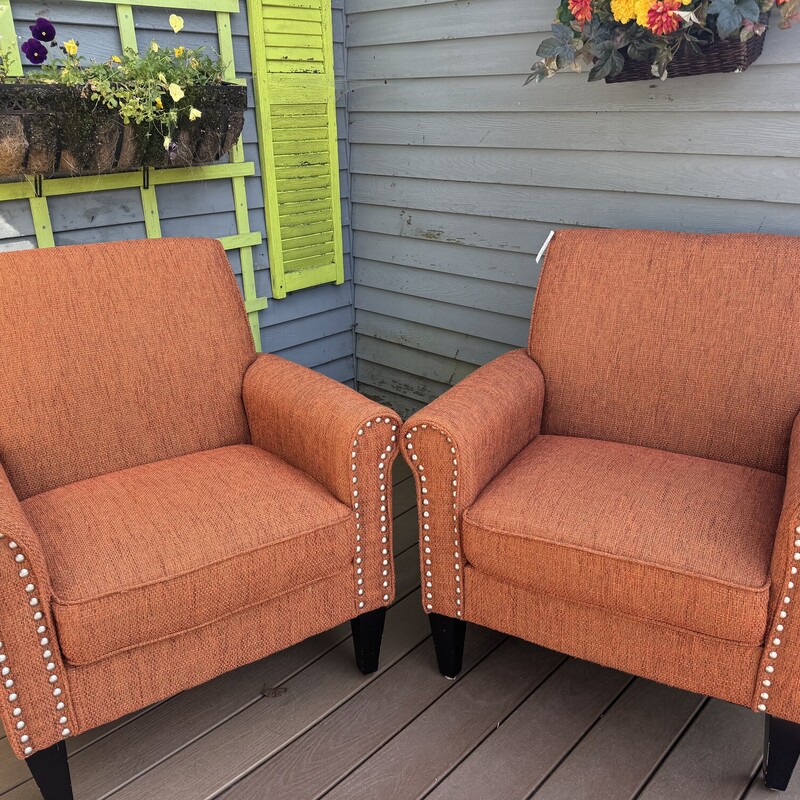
0,81,247,178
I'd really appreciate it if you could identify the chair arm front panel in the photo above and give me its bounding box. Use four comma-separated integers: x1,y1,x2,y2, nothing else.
400,350,546,619
243,354,402,611
0,467,73,759
758,412,800,722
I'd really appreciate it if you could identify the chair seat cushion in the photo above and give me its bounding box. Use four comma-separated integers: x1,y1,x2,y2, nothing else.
23,445,356,665
461,435,785,645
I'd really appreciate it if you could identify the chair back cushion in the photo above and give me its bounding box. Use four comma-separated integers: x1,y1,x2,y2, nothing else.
529,229,800,474
0,238,256,499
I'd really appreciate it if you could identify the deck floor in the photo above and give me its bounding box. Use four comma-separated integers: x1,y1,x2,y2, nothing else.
1,461,797,800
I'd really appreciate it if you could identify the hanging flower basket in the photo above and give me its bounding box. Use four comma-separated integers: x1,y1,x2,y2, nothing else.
0,82,246,178
606,12,769,81
526,0,792,84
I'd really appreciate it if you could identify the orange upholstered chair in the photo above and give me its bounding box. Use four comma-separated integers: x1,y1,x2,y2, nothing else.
0,238,400,800
401,229,800,791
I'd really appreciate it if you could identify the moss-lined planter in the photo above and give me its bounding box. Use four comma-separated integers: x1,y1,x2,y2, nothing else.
0,82,247,178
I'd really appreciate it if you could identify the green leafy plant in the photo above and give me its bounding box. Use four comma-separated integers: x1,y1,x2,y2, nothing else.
7,14,229,156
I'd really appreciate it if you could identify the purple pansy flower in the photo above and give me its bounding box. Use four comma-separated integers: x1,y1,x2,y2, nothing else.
29,17,56,42
21,38,48,64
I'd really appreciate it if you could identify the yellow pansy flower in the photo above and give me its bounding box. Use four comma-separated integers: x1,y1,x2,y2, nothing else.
188,107,202,121
110,54,122,63
150,41,159,52
168,83,184,102
169,14,184,33
155,96,164,109
174,46,185,58
63,39,78,56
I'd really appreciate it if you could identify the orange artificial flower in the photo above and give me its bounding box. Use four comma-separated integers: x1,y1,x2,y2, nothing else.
569,0,593,21
646,0,681,34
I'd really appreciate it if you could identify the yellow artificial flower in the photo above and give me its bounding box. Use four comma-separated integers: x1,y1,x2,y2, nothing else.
155,96,164,109
188,107,202,121
150,41,159,52
169,14,184,33
168,83,184,102
612,0,689,24
111,54,122,63
174,46,185,58
63,39,78,56
610,0,636,22
163,136,171,150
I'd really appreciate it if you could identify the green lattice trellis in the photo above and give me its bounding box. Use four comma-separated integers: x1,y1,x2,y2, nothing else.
0,0,268,350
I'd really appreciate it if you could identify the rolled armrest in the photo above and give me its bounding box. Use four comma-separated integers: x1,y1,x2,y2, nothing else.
758,412,800,722
400,349,545,619
0,466,72,759
243,354,402,610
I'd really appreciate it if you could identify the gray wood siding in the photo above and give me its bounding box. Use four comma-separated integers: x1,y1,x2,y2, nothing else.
346,0,800,415
1,0,354,381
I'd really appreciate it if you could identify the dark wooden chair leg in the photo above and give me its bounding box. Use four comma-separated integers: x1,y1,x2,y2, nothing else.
429,613,466,679
26,741,73,800
351,606,387,675
765,714,800,790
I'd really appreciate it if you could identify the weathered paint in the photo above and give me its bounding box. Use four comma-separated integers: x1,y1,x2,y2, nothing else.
346,0,800,412
248,0,345,298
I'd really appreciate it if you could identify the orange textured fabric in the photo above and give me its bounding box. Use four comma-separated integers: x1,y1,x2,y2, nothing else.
244,354,402,612
22,445,356,665
401,350,545,618
0,466,73,759
755,412,800,721
530,229,800,474
465,567,762,708
0,238,401,761
67,570,362,737
0,238,256,499
462,435,783,645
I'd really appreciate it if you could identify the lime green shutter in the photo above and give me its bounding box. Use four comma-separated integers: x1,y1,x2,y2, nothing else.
248,0,345,298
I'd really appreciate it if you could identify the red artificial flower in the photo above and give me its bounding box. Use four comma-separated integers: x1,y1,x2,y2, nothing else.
569,0,593,22
646,0,682,34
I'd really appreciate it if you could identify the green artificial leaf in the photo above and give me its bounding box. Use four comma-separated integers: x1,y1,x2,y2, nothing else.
708,0,760,38
557,0,574,24
583,15,615,44
552,22,578,44
524,61,551,84
738,0,762,21
588,39,625,80
625,37,655,61
536,23,578,68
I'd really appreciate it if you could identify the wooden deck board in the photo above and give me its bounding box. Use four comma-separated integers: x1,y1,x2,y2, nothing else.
425,659,633,800
322,639,567,800
530,680,704,800
217,626,504,799
638,700,762,800
0,459,790,800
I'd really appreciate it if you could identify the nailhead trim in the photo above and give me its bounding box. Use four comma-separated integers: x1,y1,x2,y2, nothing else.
352,417,397,610
757,525,800,713
406,425,462,618
0,532,70,756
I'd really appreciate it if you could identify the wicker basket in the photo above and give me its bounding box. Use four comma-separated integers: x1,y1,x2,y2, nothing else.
606,18,768,83
0,82,247,178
